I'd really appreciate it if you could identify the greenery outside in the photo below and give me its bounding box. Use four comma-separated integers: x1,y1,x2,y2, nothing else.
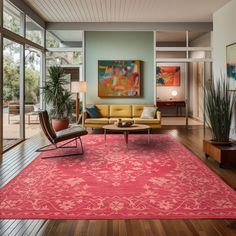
3,40,41,107
3,10,77,121
3,5,41,107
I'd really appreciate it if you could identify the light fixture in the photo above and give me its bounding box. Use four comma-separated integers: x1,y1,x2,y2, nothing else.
71,81,87,124
171,90,178,99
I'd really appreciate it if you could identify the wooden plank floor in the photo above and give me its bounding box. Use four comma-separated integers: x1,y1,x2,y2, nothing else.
0,126,236,236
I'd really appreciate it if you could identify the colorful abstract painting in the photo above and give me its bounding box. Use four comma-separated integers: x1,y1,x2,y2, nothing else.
226,43,236,90
156,66,180,86
98,60,141,97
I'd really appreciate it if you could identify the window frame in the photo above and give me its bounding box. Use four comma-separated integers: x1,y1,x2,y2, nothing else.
0,0,46,154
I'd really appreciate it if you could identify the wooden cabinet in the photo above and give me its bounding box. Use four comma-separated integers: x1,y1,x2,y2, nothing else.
203,140,236,168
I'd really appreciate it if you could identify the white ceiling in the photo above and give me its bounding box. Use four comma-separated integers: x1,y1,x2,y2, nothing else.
23,0,230,23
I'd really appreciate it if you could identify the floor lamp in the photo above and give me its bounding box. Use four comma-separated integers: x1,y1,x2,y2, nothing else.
71,81,87,125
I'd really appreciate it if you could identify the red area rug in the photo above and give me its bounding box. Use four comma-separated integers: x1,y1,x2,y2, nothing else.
1,134,236,219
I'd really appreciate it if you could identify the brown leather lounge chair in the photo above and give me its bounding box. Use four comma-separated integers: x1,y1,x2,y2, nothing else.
36,111,88,159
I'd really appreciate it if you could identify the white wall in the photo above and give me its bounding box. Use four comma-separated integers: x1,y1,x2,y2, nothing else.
213,0,236,138
213,0,236,76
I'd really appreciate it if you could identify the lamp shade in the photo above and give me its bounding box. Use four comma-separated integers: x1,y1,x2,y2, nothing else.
171,90,178,97
71,81,87,93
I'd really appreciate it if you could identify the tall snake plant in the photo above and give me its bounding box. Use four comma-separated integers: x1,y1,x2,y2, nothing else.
206,79,235,142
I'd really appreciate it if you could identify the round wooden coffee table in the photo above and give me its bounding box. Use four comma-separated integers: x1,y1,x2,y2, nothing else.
103,124,151,145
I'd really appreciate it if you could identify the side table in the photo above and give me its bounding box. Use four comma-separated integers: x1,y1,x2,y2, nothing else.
203,140,236,168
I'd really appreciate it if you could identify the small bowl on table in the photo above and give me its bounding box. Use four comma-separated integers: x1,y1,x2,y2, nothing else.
114,121,134,127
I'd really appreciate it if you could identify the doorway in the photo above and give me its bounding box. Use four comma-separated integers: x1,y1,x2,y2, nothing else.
190,61,212,123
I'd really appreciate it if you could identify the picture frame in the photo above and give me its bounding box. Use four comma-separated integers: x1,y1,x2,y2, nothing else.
98,60,142,98
156,64,181,87
226,43,236,91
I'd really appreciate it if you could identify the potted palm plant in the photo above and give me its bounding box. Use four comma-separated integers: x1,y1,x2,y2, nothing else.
203,79,236,167
43,66,72,131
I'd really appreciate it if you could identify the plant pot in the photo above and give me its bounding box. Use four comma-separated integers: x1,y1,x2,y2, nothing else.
209,139,232,146
203,140,236,168
52,118,69,132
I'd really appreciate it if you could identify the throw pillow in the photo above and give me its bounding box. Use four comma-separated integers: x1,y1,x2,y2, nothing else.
86,105,102,118
140,107,157,119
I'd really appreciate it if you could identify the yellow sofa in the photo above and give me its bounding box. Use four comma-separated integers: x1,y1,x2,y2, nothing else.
84,104,161,129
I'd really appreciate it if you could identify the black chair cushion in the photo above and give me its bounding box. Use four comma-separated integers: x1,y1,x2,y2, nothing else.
55,126,88,143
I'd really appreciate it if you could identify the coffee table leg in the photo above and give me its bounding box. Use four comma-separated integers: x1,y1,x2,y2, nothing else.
124,131,128,145
104,129,106,144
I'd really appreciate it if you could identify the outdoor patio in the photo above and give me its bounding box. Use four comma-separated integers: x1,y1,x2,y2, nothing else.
3,113,41,150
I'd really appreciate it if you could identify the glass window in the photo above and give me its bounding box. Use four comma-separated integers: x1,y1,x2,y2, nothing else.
46,31,60,48
25,46,41,105
46,30,83,48
25,46,42,138
26,16,44,46
46,51,83,67
3,38,22,150
3,0,23,35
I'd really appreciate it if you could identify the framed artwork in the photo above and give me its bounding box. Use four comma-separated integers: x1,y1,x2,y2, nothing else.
98,60,141,97
226,43,236,91
156,65,181,86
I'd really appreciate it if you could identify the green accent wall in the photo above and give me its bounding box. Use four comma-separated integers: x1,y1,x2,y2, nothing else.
85,31,154,104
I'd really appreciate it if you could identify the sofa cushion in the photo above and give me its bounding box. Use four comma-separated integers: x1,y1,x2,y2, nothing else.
110,105,132,118
109,118,134,124
85,118,109,124
85,105,102,118
132,104,154,117
133,118,161,124
96,105,109,118
140,107,157,119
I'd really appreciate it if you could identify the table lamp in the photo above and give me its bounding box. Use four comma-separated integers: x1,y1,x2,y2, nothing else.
171,90,178,100
71,81,87,123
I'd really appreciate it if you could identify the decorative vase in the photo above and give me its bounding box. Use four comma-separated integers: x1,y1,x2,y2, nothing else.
52,118,69,131
117,118,122,127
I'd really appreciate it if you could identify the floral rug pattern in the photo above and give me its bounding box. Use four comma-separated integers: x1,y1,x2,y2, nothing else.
1,134,236,219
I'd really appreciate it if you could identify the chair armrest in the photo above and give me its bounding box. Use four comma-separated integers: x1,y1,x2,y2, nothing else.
156,111,161,121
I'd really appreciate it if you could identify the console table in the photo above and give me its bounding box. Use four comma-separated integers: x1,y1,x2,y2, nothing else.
156,100,186,116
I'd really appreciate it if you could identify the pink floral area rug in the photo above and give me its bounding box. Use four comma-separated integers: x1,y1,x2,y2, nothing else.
1,134,236,219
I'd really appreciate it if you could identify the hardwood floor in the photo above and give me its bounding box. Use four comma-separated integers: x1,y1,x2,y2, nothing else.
0,126,236,236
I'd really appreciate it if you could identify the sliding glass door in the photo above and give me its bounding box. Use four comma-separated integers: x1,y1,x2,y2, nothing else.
0,0,46,154
3,38,23,150
25,45,42,138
